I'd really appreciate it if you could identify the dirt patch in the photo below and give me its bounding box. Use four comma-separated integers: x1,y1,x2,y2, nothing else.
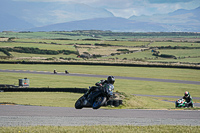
113,92,126,100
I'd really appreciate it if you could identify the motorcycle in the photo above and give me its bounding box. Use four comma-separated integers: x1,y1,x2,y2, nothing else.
175,98,194,108
75,84,114,109
175,99,186,108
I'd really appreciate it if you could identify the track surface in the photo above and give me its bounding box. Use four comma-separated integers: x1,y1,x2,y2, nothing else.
0,105,200,126
1,69,200,85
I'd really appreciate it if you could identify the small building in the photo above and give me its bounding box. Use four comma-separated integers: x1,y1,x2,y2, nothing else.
19,78,29,87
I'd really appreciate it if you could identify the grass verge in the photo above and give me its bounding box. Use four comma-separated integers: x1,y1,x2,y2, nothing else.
0,125,199,133
0,92,81,107
0,92,174,109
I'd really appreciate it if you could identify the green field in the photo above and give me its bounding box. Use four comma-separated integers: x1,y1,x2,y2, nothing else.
1,31,200,65
0,41,76,51
13,39,150,46
1,31,200,40
149,41,200,47
153,57,200,63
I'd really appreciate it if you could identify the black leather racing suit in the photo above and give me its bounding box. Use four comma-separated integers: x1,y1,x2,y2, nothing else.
86,80,113,97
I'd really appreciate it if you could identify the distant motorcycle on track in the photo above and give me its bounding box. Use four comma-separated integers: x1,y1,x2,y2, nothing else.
54,69,57,74
175,98,193,108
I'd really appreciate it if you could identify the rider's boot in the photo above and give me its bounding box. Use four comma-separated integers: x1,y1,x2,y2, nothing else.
83,91,90,105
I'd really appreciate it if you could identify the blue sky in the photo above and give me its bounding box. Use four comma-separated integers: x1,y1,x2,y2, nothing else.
13,0,200,18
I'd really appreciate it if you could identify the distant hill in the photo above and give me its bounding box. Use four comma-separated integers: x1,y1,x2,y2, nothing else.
129,6,200,32
29,17,167,32
1,0,199,32
0,11,34,32
0,0,114,29
30,6,200,32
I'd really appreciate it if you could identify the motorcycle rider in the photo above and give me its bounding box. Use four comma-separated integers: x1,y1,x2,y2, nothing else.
183,91,194,107
84,76,115,98
54,69,57,74
65,70,69,74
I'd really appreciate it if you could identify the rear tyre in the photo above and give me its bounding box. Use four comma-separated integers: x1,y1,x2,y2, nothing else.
92,96,107,109
107,100,113,105
119,100,123,105
175,101,178,108
113,100,120,107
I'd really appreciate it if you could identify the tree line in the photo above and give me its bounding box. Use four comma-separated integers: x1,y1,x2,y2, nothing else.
71,30,200,37
0,47,78,56
50,31,200,37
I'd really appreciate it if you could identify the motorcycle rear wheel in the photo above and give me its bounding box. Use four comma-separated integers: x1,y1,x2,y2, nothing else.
92,96,107,109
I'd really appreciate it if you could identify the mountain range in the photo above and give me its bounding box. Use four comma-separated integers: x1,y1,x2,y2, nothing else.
30,17,167,32
0,0,200,32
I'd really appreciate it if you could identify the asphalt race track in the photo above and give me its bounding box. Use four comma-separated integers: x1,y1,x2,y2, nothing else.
1,69,200,126
0,105,200,126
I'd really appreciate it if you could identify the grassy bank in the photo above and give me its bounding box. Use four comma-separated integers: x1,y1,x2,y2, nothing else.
1,36,200,65
0,92,175,109
0,125,200,133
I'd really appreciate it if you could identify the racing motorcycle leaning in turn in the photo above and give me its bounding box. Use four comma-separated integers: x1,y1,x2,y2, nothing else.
175,91,194,108
75,83,114,109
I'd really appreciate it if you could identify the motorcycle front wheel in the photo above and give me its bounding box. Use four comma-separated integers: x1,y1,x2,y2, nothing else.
75,96,84,109
92,96,107,109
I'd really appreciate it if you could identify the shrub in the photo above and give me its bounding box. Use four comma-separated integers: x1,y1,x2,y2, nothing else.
117,49,129,52
0,48,12,56
159,54,176,58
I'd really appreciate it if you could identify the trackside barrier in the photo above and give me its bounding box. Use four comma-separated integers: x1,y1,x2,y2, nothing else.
1,87,88,93
0,61,199,70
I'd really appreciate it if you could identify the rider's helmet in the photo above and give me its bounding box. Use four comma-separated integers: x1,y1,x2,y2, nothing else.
184,91,190,98
107,76,115,84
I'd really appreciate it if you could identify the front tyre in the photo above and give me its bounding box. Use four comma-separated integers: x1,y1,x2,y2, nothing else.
75,96,84,109
92,96,107,109
175,101,178,108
